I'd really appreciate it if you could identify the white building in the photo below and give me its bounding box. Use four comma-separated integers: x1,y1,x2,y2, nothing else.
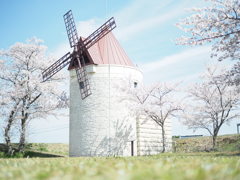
69,32,172,156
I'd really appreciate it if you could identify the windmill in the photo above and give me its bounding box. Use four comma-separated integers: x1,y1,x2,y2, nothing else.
42,10,116,99
41,10,171,157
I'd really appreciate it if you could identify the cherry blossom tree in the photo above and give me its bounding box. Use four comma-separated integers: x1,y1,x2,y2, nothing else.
143,83,182,153
183,65,240,149
177,0,240,83
177,0,240,61
0,38,67,154
120,80,182,153
117,78,154,118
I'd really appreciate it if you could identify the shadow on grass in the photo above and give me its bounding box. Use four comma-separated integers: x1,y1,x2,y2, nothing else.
1,143,65,158
0,144,8,152
24,151,65,158
214,152,240,157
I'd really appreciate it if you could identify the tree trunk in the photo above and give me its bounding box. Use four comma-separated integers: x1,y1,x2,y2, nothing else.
4,100,20,155
4,122,13,155
212,130,219,150
18,114,28,153
212,135,217,150
161,124,166,153
212,126,220,150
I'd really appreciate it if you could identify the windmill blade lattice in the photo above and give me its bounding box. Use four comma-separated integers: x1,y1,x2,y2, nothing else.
63,10,92,99
82,17,116,49
75,63,92,99
64,10,79,48
42,52,71,82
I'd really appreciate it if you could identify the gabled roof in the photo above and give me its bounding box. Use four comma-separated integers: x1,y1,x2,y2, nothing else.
68,32,134,70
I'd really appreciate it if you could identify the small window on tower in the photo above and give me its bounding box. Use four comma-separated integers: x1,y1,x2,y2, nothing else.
134,82,138,88
80,81,84,89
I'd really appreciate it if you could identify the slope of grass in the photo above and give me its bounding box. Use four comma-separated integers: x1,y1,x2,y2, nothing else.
0,154,239,180
25,143,68,156
174,134,240,153
1,134,239,158
20,134,240,156
0,143,68,158
1,134,240,158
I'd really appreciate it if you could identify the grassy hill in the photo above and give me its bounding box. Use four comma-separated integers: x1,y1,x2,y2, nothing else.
174,134,240,153
25,143,68,156
1,134,239,157
0,143,68,158
24,134,240,155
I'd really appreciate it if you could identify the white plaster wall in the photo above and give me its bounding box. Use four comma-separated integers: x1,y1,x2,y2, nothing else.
69,64,143,157
137,116,172,155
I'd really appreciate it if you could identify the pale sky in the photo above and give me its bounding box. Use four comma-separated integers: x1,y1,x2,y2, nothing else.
0,0,239,143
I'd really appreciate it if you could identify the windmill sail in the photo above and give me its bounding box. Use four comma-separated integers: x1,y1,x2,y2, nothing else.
42,52,71,82
82,17,116,49
42,10,116,100
75,56,91,99
63,10,79,48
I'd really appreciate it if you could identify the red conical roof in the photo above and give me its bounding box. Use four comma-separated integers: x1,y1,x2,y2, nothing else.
68,32,135,70
87,32,134,67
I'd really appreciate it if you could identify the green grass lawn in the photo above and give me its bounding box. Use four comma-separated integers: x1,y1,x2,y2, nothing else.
0,135,240,180
0,153,239,180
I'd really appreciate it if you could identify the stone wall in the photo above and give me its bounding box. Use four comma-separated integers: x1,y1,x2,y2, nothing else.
137,116,172,155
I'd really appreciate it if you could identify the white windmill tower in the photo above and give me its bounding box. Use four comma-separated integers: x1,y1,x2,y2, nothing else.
42,10,143,156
